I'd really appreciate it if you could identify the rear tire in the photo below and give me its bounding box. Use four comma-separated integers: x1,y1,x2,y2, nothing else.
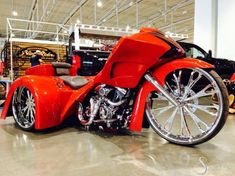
0,82,6,106
12,87,36,131
145,69,229,146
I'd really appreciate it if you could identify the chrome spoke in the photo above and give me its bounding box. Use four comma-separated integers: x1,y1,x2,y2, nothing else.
184,106,210,133
32,107,36,114
151,104,174,116
183,71,202,99
26,90,30,98
30,110,34,122
30,92,33,100
173,70,182,95
163,107,179,132
26,106,30,117
165,81,175,95
188,103,218,116
182,70,195,97
180,107,191,136
184,84,215,101
22,106,28,112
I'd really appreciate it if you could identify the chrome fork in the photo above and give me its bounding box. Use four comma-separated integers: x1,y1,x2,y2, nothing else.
144,74,179,106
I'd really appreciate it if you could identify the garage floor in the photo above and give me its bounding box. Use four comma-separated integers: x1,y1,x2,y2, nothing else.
0,115,235,176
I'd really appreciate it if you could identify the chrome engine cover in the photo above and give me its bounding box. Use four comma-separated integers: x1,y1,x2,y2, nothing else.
77,84,130,128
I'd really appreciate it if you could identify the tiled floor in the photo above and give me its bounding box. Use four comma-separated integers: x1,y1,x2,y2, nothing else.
0,115,235,176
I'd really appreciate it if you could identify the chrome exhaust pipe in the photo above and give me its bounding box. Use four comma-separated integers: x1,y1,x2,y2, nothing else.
77,98,100,126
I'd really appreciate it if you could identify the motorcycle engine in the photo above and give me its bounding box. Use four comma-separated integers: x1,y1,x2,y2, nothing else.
78,84,131,128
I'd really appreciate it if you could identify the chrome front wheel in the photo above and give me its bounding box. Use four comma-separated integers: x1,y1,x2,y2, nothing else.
12,87,36,130
145,69,228,146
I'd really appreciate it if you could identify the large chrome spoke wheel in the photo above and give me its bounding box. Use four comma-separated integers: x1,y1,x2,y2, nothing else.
12,87,36,131
145,68,228,146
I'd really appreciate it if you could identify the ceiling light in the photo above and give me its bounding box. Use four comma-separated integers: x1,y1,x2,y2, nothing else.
12,11,18,16
126,25,130,30
103,19,106,22
182,10,187,14
11,33,15,37
76,19,81,24
63,30,67,34
97,0,103,7
129,1,134,6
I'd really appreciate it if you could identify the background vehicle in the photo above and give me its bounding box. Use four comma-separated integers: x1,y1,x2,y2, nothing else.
178,42,235,80
179,42,235,112
0,28,229,146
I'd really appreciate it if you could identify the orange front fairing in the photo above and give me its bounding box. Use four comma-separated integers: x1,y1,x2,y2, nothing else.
95,31,171,88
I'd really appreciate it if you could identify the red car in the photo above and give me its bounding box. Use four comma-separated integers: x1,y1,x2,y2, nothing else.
0,28,229,146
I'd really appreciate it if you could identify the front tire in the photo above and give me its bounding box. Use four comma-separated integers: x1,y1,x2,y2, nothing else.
145,69,229,146
12,87,36,131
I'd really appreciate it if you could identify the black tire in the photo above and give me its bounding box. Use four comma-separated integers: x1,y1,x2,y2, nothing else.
12,87,35,131
0,82,6,107
0,82,6,99
145,69,229,146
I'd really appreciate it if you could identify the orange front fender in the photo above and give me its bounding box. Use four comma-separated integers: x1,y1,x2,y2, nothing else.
129,58,214,132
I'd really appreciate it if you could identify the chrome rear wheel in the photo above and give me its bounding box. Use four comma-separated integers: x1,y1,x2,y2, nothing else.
12,87,35,130
145,69,228,146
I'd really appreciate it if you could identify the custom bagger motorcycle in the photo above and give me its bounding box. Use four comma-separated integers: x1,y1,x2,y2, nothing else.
0,28,229,146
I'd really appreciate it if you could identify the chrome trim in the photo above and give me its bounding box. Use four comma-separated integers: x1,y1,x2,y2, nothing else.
104,98,126,107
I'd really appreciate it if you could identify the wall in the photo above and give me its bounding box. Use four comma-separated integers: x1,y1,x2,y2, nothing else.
217,0,235,60
194,0,235,60
194,0,213,54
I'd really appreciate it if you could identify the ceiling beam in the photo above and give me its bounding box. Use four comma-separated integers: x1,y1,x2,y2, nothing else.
96,0,143,26
175,26,194,34
27,0,38,21
61,0,89,26
159,17,194,30
95,0,126,25
57,0,89,34
135,0,193,27
25,0,37,37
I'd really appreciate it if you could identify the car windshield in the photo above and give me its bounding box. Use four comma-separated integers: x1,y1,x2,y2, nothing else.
184,46,205,58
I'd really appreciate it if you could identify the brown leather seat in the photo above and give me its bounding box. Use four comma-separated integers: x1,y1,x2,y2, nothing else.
52,62,71,76
60,76,88,89
52,62,71,68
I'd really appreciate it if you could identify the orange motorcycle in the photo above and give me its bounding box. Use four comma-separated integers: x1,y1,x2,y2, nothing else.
1,28,229,146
